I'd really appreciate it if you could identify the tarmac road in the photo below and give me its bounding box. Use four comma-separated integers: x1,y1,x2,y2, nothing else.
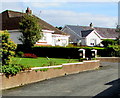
2,62,119,97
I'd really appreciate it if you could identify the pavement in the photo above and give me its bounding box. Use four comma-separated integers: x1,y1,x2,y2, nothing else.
2,62,119,97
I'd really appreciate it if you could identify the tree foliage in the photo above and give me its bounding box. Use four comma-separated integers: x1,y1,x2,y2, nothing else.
106,45,120,57
19,14,43,48
1,30,17,66
101,39,116,47
56,26,63,30
116,25,120,45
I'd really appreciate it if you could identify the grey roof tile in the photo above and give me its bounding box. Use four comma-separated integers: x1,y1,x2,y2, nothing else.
81,30,94,37
66,25,119,39
80,26,119,38
66,25,83,36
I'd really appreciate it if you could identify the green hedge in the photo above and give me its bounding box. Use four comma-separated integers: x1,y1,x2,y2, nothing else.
16,45,105,58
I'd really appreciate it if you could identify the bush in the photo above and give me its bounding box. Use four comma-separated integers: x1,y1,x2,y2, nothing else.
1,30,17,66
101,39,116,47
106,45,120,57
23,53,37,58
39,68,49,72
79,58,87,62
2,64,31,77
2,64,22,76
16,51,24,57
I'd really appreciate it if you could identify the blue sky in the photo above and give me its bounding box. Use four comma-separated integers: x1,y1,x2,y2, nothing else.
0,0,119,28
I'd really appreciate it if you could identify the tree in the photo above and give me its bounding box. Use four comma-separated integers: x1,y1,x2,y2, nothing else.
19,14,43,48
101,39,115,47
56,26,63,30
1,30,17,66
116,25,120,45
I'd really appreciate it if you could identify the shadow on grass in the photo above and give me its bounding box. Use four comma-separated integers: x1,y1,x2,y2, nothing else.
93,78,120,98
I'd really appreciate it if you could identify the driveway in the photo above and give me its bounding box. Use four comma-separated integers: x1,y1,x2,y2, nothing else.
2,62,119,97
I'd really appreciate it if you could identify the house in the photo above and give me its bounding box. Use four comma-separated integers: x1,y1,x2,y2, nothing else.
0,8,70,47
62,23,119,46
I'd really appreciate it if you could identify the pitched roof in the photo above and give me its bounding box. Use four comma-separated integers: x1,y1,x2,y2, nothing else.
81,29,94,37
66,25,83,36
66,25,119,39
0,10,67,35
7,10,24,18
80,26,119,39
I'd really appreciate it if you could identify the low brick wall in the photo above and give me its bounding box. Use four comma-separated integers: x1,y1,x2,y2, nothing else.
1,60,100,90
96,57,120,62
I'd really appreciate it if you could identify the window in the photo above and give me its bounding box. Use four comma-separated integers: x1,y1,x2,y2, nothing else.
90,39,96,46
90,43,94,45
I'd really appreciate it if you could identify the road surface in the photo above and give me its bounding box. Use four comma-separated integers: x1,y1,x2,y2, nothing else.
2,62,119,97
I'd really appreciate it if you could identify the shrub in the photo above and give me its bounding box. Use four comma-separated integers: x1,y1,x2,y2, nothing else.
1,30,17,66
39,68,49,72
23,53,37,58
2,64,22,76
106,45,120,57
2,64,31,77
35,68,49,72
91,58,96,60
16,51,24,57
46,57,56,66
101,39,116,47
79,58,87,62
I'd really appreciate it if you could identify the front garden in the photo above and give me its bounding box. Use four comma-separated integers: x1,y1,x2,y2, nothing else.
1,29,120,77
11,57,79,67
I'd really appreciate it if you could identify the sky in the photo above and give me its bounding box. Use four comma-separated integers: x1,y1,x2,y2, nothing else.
0,0,119,28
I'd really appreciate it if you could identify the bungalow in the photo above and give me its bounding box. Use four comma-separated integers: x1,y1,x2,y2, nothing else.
62,23,119,46
0,8,70,47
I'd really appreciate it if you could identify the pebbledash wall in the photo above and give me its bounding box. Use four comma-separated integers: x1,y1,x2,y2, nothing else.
1,60,100,90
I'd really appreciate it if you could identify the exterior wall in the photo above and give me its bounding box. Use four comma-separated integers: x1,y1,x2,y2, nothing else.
8,30,22,44
36,32,53,46
1,60,100,90
37,32,70,47
81,38,86,46
7,30,69,46
86,31,101,46
52,34,69,46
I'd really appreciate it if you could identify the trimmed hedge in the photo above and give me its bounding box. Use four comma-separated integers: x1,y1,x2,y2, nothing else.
16,45,105,58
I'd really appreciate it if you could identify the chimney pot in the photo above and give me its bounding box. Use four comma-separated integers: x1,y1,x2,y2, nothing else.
90,22,93,28
26,7,32,14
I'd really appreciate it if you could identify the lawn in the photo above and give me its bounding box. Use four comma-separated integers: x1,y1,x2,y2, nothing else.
11,57,79,67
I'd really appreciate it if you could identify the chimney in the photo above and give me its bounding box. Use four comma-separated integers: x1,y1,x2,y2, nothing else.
26,7,32,14
90,22,93,28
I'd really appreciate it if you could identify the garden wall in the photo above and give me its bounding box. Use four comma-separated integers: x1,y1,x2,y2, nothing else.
96,57,120,62
1,60,100,90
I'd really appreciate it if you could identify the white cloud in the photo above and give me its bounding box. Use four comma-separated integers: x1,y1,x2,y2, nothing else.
29,2,60,8
0,1,117,28
39,10,117,28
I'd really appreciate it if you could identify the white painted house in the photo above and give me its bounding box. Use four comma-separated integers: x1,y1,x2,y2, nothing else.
36,29,69,46
62,24,119,46
1,8,69,47
81,29,102,46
